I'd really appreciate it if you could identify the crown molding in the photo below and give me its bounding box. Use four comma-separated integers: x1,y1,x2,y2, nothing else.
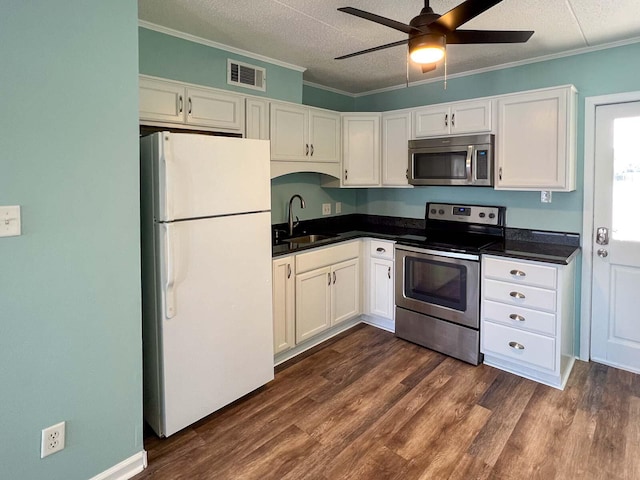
138,20,307,73
302,81,356,98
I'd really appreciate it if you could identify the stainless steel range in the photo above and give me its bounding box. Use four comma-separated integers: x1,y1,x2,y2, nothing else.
395,203,506,365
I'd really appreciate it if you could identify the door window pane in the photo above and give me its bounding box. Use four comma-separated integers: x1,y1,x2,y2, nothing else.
613,116,640,241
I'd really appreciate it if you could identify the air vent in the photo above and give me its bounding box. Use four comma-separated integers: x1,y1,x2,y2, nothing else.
227,59,266,92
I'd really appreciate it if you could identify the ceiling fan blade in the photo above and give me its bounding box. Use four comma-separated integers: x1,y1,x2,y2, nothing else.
421,63,437,74
335,39,408,60
446,29,534,44
337,7,422,35
435,0,503,31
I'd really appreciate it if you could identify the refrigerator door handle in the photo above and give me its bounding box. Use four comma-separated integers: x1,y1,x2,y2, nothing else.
164,224,176,319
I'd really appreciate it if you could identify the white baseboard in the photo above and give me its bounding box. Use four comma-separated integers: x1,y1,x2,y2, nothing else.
89,451,147,480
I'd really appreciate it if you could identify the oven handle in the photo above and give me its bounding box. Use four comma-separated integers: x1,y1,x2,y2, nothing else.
395,245,479,261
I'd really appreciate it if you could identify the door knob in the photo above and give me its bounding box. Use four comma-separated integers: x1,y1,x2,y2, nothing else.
597,248,608,258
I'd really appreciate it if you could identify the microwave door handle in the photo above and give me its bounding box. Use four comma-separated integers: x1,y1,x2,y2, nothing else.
466,146,473,184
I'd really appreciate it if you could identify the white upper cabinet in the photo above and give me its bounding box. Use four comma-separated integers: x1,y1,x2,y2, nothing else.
139,76,185,123
270,102,340,163
413,99,492,138
245,97,270,140
382,111,412,186
495,85,577,191
139,75,244,133
342,113,381,186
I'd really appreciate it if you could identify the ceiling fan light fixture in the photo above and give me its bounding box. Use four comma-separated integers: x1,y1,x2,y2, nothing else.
409,34,445,64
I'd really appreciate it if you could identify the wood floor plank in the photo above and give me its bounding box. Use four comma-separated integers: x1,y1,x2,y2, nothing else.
133,326,640,480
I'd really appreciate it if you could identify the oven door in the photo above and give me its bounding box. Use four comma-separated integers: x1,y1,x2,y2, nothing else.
395,246,480,328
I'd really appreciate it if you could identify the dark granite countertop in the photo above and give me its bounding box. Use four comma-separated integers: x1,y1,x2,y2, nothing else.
271,214,581,265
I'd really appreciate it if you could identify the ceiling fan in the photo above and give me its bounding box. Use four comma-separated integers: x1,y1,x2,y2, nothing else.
335,0,534,73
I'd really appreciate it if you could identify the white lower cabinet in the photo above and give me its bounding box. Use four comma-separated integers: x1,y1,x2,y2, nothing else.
272,256,295,354
294,241,361,344
366,239,395,328
481,255,576,389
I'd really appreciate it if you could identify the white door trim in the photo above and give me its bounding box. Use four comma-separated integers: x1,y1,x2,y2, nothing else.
580,90,640,361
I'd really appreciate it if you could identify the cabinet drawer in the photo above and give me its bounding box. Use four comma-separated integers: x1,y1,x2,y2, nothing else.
484,279,556,312
483,300,556,336
370,240,394,260
296,241,360,273
482,321,556,371
483,256,557,289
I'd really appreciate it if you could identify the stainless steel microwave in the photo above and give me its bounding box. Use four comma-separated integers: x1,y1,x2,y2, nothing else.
408,134,494,186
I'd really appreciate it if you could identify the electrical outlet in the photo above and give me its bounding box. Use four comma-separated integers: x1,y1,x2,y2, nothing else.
322,203,331,215
41,421,65,458
540,191,553,203
335,202,342,214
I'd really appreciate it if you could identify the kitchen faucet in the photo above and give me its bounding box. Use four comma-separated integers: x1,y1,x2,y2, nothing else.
287,194,306,236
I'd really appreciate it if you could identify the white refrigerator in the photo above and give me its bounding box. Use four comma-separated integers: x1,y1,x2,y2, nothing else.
140,132,274,437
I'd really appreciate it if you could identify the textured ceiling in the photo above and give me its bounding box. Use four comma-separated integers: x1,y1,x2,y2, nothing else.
138,0,640,94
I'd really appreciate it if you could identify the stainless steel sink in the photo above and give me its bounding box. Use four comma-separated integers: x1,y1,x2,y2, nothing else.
283,234,338,244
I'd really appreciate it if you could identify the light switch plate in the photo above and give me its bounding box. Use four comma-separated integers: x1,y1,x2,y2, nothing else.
0,206,21,237
540,191,552,203
322,203,331,215
335,202,342,214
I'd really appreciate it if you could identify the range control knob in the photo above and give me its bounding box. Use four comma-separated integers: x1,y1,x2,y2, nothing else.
430,208,436,214
489,213,496,219
438,209,445,215
479,212,486,218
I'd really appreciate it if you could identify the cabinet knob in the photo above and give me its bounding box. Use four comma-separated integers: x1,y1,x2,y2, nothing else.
509,313,525,322
388,266,391,279
499,167,503,181
310,144,314,156
510,269,526,277
451,113,455,127
287,264,291,279
376,247,386,253
509,341,525,350
178,95,183,114
509,291,526,299
345,169,348,180
328,272,331,285
333,271,336,284
444,113,448,127
306,144,309,156
188,97,192,115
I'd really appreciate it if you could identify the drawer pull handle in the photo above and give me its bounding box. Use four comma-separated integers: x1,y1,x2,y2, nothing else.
509,341,525,350
376,247,386,253
510,291,526,299
509,313,525,322
510,269,526,277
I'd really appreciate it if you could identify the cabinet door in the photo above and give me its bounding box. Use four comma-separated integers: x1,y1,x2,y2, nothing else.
270,102,309,161
342,114,381,186
272,256,295,354
186,87,244,131
296,266,331,343
139,77,185,124
413,105,450,137
450,100,492,134
496,87,575,191
382,112,411,186
369,258,394,319
309,109,340,163
331,258,360,325
246,98,269,140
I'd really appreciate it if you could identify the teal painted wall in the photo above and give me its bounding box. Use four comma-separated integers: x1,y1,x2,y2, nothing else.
271,173,357,224
139,27,304,103
0,2,142,479
303,83,356,112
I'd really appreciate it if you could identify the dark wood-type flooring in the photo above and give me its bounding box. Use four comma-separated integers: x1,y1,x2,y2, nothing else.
134,324,640,480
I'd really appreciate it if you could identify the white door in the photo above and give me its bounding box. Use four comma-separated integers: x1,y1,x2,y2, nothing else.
309,109,340,163
158,211,274,436
342,114,381,186
296,266,331,342
369,257,394,319
591,101,640,374
382,112,411,186
157,133,270,220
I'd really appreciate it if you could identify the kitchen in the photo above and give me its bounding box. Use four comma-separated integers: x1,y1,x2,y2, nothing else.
2,1,640,479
